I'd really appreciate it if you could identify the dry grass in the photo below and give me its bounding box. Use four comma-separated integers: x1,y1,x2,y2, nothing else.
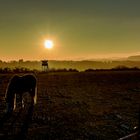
0,71,140,139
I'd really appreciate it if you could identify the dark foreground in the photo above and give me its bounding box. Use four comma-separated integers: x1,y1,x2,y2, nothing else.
0,71,140,139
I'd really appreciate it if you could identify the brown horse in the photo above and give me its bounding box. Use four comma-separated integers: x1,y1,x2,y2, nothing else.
5,74,37,113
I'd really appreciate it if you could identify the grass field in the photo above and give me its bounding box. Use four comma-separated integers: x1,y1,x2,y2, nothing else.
0,71,140,139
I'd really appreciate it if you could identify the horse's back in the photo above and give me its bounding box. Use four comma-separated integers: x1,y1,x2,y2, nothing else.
22,75,36,86
10,74,36,91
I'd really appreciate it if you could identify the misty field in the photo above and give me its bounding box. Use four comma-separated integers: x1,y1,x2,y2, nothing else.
0,71,140,139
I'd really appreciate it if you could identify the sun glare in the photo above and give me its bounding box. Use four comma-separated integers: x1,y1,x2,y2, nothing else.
44,40,54,49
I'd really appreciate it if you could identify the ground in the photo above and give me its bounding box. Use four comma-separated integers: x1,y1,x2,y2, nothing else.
0,71,140,139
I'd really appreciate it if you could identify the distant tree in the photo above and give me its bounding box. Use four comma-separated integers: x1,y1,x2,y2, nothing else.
4,67,11,72
112,65,129,70
19,59,24,63
112,65,140,70
85,69,95,72
68,68,79,72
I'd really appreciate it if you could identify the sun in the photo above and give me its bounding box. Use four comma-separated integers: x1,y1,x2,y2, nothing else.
44,40,54,49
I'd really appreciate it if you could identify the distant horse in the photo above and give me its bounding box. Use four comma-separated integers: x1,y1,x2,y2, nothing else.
5,74,37,113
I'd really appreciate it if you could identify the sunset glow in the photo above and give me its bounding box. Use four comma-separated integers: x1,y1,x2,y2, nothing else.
0,1,140,60
44,40,54,49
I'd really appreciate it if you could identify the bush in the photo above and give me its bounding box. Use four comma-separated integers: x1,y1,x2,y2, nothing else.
112,65,140,71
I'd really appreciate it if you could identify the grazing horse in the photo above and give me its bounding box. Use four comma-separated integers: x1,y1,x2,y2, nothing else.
5,74,37,113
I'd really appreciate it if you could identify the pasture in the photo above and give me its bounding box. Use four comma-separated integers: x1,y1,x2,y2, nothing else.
0,71,140,139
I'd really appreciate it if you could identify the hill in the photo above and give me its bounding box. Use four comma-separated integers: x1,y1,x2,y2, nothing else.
0,59,140,71
127,55,140,61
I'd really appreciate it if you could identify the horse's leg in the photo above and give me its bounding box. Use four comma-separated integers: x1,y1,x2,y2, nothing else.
6,93,15,113
18,93,23,109
30,87,36,105
14,94,16,110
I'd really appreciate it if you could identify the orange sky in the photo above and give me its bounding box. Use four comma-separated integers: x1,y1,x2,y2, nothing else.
0,0,140,61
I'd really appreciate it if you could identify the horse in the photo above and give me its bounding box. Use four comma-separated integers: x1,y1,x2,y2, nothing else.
5,74,37,113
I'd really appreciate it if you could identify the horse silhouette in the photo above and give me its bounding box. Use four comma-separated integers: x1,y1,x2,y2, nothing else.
5,74,37,113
